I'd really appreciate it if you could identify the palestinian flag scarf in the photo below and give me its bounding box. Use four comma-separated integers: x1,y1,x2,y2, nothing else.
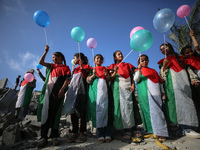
16,79,36,108
108,62,135,129
158,56,198,127
136,67,168,137
37,63,71,130
184,56,200,78
87,66,109,128
63,64,91,118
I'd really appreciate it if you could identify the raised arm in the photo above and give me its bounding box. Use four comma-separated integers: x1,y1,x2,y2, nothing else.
39,45,49,67
190,30,199,52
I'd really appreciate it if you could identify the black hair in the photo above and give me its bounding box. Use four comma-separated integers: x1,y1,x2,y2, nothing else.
94,54,104,61
180,45,192,55
160,42,186,68
53,52,66,65
113,50,122,64
137,54,149,65
74,52,88,64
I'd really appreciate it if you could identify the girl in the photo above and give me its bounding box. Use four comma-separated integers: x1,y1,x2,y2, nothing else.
63,53,91,143
108,50,135,140
158,42,200,138
37,45,71,147
15,69,36,119
180,30,200,78
180,30,200,130
134,54,168,141
86,54,112,143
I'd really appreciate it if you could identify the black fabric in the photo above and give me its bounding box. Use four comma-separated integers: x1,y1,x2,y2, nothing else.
74,76,87,118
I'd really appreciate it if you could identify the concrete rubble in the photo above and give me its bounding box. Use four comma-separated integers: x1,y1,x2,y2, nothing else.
0,91,200,150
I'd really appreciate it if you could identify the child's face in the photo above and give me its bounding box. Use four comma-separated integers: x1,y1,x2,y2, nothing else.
183,48,193,59
160,45,171,56
73,56,79,65
140,56,149,68
94,55,103,66
114,51,123,62
52,54,62,64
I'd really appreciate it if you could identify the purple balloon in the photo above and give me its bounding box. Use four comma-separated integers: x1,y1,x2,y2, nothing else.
87,38,97,49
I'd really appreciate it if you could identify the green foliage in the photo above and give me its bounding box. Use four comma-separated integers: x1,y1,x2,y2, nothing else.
168,0,200,52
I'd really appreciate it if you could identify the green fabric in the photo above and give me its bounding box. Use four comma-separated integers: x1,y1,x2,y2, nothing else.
23,80,36,107
164,69,177,124
87,76,98,127
111,74,124,129
137,75,153,133
37,63,51,122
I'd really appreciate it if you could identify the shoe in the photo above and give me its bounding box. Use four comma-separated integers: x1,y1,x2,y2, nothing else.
105,136,112,142
98,137,105,143
53,137,60,146
37,138,47,147
67,133,78,143
123,132,131,140
78,133,86,143
184,129,200,139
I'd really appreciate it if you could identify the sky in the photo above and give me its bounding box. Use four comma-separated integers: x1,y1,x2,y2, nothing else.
0,0,197,91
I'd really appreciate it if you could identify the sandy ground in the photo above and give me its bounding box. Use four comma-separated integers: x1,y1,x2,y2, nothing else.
20,135,200,150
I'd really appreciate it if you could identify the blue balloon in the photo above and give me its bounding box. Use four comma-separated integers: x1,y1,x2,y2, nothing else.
153,8,175,33
36,63,43,69
71,27,85,42
130,30,153,52
33,10,50,27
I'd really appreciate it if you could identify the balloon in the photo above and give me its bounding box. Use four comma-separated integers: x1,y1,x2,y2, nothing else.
86,38,97,49
130,30,153,52
33,10,50,27
24,73,34,82
71,27,85,42
177,5,190,18
36,63,43,69
130,26,145,39
153,8,175,33
71,59,75,65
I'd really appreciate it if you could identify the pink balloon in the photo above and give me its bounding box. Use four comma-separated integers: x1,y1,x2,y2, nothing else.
87,38,97,49
130,26,145,39
177,5,190,18
24,73,34,82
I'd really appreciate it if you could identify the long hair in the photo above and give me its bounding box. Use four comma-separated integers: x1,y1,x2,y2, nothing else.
74,53,88,64
53,52,66,65
160,42,186,68
113,50,122,64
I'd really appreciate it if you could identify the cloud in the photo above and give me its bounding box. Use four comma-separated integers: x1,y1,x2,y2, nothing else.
5,51,40,74
2,0,28,16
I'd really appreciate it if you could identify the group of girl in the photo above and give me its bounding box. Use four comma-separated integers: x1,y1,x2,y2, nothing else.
36,30,200,147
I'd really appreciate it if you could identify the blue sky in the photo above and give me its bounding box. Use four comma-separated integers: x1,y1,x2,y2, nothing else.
0,0,196,91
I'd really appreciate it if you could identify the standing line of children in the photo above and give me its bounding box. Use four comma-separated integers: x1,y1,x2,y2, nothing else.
36,30,200,147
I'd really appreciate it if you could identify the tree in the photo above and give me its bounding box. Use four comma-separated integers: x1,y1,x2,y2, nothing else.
168,0,200,52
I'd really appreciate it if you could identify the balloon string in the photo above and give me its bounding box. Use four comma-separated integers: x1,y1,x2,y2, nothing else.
92,49,94,67
44,28,48,45
78,42,81,59
118,49,133,67
164,33,166,58
184,16,192,31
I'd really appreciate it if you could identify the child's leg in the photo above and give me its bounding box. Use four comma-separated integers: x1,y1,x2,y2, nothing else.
97,127,105,143
71,113,79,134
78,116,87,143
104,126,112,142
